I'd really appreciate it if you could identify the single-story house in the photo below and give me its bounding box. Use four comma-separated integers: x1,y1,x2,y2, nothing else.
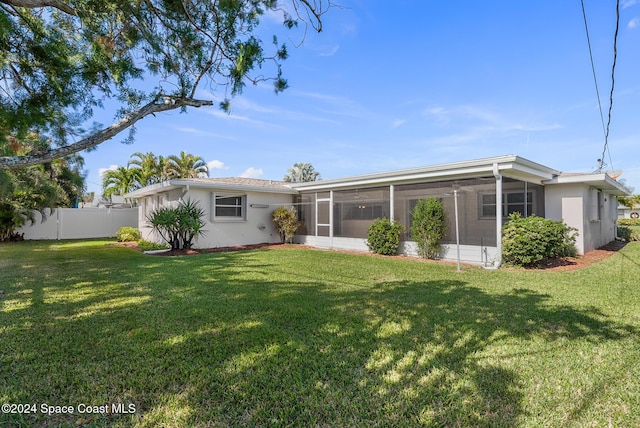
125,155,631,266
618,202,640,219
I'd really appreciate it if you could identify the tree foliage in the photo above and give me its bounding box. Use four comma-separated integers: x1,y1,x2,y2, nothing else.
272,205,300,243
283,162,321,183
102,150,207,200
165,151,208,179
0,0,331,169
410,197,447,259
618,195,640,209
0,133,85,240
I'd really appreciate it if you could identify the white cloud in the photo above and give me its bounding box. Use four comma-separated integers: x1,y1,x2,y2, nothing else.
628,17,640,29
623,0,639,9
240,167,264,178
98,165,119,178
391,119,407,128
318,45,340,57
207,160,227,170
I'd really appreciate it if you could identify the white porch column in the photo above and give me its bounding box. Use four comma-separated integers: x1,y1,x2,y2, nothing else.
390,185,395,223
329,190,334,248
494,163,503,265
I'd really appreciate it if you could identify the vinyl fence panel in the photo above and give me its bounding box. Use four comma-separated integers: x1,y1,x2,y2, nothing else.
17,208,138,240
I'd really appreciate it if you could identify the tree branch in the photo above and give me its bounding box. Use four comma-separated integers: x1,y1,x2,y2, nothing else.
0,97,213,170
0,0,76,15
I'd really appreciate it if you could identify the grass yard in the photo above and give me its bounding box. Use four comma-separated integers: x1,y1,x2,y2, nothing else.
1,240,640,427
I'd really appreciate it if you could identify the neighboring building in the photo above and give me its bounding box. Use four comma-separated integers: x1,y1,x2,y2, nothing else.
618,202,640,219
125,155,631,266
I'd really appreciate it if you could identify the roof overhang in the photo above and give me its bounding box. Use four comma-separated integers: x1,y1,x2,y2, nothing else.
291,155,560,192
544,173,633,196
124,179,298,199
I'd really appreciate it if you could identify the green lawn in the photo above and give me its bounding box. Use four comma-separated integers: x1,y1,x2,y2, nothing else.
1,240,639,427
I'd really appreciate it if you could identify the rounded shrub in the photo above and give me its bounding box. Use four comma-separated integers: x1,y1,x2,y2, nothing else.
502,213,577,267
617,225,640,242
116,226,141,242
366,218,406,256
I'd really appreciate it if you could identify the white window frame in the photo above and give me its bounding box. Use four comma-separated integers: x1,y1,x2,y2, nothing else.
211,193,247,222
479,191,534,219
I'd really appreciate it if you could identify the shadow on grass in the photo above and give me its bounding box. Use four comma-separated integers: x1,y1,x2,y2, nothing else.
1,244,638,427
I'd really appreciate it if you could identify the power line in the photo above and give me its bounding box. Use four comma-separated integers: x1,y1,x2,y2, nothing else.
580,0,620,173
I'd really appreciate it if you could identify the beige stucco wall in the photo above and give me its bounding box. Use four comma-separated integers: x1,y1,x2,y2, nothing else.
138,188,295,248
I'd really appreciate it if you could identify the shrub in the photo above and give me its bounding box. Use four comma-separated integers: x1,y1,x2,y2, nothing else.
618,218,640,227
137,239,169,252
272,206,300,243
366,218,406,255
502,213,578,267
411,197,447,259
116,227,141,242
146,198,206,250
618,225,640,242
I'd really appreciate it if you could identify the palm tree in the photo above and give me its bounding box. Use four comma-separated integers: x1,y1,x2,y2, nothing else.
165,151,209,179
127,152,167,186
0,167,66,240
102,166,140,203
283,162,321,183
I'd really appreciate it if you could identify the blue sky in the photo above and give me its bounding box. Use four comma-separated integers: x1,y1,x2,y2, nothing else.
84,1,640,195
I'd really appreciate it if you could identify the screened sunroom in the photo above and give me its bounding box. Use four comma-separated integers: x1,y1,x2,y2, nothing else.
292,155,555,266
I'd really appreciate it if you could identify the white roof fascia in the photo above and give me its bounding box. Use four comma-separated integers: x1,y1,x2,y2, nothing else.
293,155,559,191
544,174,632,196
124,181,182,199
125,179,298,199
170,180,298,195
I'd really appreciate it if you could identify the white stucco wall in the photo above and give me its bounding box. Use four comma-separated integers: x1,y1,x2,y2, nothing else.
138,188,295,248
295,235,499,265
545,183,618,254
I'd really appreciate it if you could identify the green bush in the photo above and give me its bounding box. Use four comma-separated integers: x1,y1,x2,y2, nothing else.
272,206,300,243
411,197,447,259
366,218,406,255
618,218,640,227
502,213,578,267
618,225,640,242
116,227,140,242
137,239,169,252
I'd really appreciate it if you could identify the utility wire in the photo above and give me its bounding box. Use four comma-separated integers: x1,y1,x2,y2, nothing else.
580,0,606,138
602,0,620,173
580,0,620,173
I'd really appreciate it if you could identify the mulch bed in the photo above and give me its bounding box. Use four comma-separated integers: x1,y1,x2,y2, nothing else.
526,240,627,271
112,240,628,271
151,243,282,256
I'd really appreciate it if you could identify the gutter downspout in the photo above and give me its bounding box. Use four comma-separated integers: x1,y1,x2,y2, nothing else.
179,185,190,202
485,163,503,269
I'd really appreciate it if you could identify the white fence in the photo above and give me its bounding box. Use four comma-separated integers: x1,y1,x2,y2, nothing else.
16,207,138,240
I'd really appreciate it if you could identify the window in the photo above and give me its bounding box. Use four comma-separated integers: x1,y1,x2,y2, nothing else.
480,191,533,218
343,203,384,220
481,194,497,217
212,194,246,220
590,189,603,221
505,192,532,217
